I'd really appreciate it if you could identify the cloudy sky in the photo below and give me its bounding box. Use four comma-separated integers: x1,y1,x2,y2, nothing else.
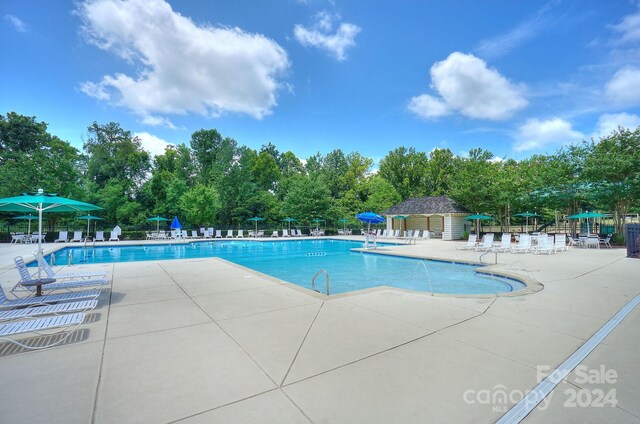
2,0,640,163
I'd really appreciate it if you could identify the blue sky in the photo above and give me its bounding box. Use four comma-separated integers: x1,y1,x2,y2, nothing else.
2,0,640,165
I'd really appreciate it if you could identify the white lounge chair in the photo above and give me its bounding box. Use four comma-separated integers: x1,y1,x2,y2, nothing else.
12,256,108,294
599,234,612,248
215,230,222,238
0,312,86,349
226,230,234,238
492,233,511,252
54,231,68,243
553,235,568,252
282,229,290,237
0,285,100,310
456,234,478,250
190,230,199,239
271,231,279,237
0,300,97,322
533,235,555,254
29,255,108,281
511,234,531,254
474,234,495,251
236,230,245,238
108,231,120,241
94,231,105,242
70,231,83,242
422,230,431,239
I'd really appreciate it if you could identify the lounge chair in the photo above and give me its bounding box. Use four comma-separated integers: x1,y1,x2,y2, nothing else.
586,235,600,249
553,235,568,252
422,230,430,239
12,256,108,294
271,231,279,237
226,230,234,238
70,231,83,242
0,312,87,349
282,229,290,237
215,230,222,238
190,230,199,239
511,234,531,254
94,231,105,242
108,231,120,241
456,234,478,250
474,233,495,251
599,234,612,248
30,255,108,281
236,230,245,238
10,233,25,243
0,285,100,310
533,235,555,254
0,299,97,322
492,233,511,252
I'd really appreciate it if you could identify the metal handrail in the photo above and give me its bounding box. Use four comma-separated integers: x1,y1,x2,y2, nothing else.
479,251,497,265
311,269,330,295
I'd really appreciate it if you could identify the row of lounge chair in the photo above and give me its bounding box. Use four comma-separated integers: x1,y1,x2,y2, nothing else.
54,230,120,243
0,254,111,349
147,228,315,239
370,229,432,244
457,233,570,254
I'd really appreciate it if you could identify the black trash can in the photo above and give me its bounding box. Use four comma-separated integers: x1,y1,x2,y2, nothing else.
626,224,640,257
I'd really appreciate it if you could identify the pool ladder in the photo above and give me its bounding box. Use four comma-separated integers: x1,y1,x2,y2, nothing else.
312,269,330,295
479,251,497,265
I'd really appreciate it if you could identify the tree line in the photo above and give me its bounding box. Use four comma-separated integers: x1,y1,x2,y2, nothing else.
1,111,639,239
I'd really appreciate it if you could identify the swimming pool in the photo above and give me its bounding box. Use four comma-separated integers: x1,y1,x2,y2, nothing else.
41,240,525,295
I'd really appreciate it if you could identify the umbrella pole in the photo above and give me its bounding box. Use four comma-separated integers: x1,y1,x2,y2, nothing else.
87,219,90,238
37,204,43,279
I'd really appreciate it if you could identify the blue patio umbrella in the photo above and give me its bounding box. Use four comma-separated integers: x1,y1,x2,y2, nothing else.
170,216,182,230
356,212,385,233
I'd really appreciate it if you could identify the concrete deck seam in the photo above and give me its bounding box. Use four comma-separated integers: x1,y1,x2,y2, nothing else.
279,302,326,387
90,263,116,424
497,292,640,424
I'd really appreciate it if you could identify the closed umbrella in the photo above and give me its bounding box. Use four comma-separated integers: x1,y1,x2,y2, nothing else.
513,212,541,233
311,218,324,232
394,215,408,233
77,214,105,238
0,189,101,278
463,213,493,236
337,218,350,232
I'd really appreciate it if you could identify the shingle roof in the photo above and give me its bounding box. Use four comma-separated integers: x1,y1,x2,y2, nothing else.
382,196,469,215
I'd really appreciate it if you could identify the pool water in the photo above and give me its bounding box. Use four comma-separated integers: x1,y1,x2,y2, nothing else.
41,239,524,295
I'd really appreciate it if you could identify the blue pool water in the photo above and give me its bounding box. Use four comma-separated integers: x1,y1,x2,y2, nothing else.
40,240,525,295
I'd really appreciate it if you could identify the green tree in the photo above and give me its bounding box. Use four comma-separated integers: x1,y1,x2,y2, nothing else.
190,129,236,185
378,146,428,199
282,176,332,221
179,184,220,226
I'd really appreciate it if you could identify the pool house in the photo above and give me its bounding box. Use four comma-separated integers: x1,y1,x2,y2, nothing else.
382,195,469,240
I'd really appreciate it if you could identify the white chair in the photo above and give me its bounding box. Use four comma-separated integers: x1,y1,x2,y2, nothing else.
492,233,511,252
553,235,568,252
511,234,531,254
271,231,279,237
236,230,245,238
94,231,105,242
599,234,612,248
70,231,83,242
108,231,120,241
533,235,555,254
456,234,478,250
215,230,222,238
226,229,234,238
474,233,495,251
282,229,290,237
13,256,108,294
0,312,87,350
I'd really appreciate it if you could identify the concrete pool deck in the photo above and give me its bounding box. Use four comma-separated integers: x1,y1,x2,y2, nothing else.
0,237,638,423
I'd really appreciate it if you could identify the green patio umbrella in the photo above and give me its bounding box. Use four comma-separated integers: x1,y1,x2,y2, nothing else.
513,212,541,233
13,214,46,234
567,211,611,235
247,216,265,234
147,216,169,232
394,215,408,232
77,214,105,238
0,189,102,278
337,218,350,231
282,217,297,232
464,213,493,236
311,218,325,232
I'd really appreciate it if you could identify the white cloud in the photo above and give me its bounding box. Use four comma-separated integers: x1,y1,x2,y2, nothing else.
4,14,26,32
513,118,584,152
76,0,290,125
294,11,361,61
134,132,174,157
611,3,640,44
604,67,640,106
408,52,527,121
591,112,640,140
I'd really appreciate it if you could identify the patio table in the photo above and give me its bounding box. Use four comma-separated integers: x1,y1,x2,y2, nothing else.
20,277,56,296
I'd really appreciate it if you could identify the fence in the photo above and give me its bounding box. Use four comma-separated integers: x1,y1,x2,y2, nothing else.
626,224,640,258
